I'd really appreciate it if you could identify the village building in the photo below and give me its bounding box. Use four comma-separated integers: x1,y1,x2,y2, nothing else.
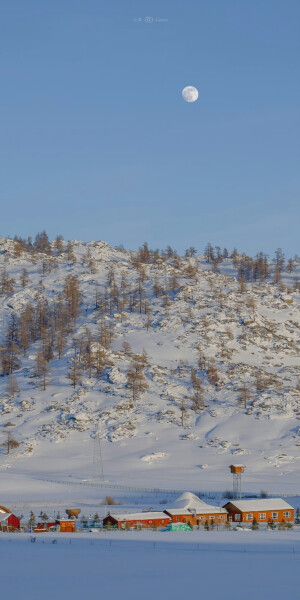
56,519,76,532
223,498,294,524
34,519,76,532
0,505,20,531
103,512,170,530
34,520,57,533
164,492,228,526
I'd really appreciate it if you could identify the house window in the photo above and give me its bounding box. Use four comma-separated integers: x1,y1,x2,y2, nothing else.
283,512,291,519
246,514,253,521
235,514,241,521
271,512,278,519
259,513,266,520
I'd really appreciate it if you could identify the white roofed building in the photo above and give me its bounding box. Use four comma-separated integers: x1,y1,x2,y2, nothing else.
103,511,170,529
223,498,294,524
164,492,227,526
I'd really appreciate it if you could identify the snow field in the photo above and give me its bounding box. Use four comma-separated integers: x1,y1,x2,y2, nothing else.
0,530,299,600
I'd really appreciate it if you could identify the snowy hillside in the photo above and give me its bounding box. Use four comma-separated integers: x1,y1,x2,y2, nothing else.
0,235,300,495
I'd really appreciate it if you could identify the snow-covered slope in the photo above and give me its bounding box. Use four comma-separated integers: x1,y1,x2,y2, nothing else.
0,236,299,495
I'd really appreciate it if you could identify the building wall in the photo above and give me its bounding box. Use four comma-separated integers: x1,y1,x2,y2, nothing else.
164,512,227,526
34,521,56,532
103,516,170,529
58,520,75,532
225,505,294,523
0,515,20,531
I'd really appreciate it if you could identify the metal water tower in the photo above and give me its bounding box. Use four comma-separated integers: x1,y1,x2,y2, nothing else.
229,464,246,499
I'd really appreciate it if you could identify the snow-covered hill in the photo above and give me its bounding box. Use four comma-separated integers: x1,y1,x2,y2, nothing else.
0,236,300,495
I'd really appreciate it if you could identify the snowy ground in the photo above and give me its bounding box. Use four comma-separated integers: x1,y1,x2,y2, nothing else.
1,530,299,600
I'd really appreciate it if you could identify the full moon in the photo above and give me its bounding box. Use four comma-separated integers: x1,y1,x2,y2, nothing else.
182,86,199,103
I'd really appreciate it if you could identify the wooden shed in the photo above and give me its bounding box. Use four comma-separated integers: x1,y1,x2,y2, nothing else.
56,519,76,532
103,512,170,530
223,498,294,524
229,464,245,474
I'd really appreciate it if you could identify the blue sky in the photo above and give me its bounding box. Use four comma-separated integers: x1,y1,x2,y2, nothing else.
0,0,299,256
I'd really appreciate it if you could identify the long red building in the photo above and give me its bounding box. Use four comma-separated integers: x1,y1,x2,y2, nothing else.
103,511,170,529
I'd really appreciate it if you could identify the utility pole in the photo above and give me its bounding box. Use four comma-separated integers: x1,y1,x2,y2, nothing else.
92,431,105,482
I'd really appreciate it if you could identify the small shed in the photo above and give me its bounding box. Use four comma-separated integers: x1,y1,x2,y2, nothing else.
56,519,76,532
103,512,170,530
229,464,245,474
223,498,294,524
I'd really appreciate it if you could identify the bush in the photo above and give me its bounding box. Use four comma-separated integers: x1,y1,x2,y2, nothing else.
252,518,259,530
101,496,117,505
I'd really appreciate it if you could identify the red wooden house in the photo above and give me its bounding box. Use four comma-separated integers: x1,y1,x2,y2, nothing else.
34,521,57,532
0,505,20,531
103,511,170,529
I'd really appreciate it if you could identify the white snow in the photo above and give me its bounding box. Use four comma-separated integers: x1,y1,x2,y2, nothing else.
224,498,294,511
107,511,169,521
0,530,300,600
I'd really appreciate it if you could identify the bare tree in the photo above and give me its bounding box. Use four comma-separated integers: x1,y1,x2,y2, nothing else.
2,431,20,455
63,275,81,322
179,399,187,426
126,353,148,405
36,348,49,391
121,341,132,356
238,382,251,409
20,268,29,288
6,374,20,398
207,361,219,388
93,344,112,377
66,241,76,262
54,235,64,255
190,390,205,412
67,354,81,388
